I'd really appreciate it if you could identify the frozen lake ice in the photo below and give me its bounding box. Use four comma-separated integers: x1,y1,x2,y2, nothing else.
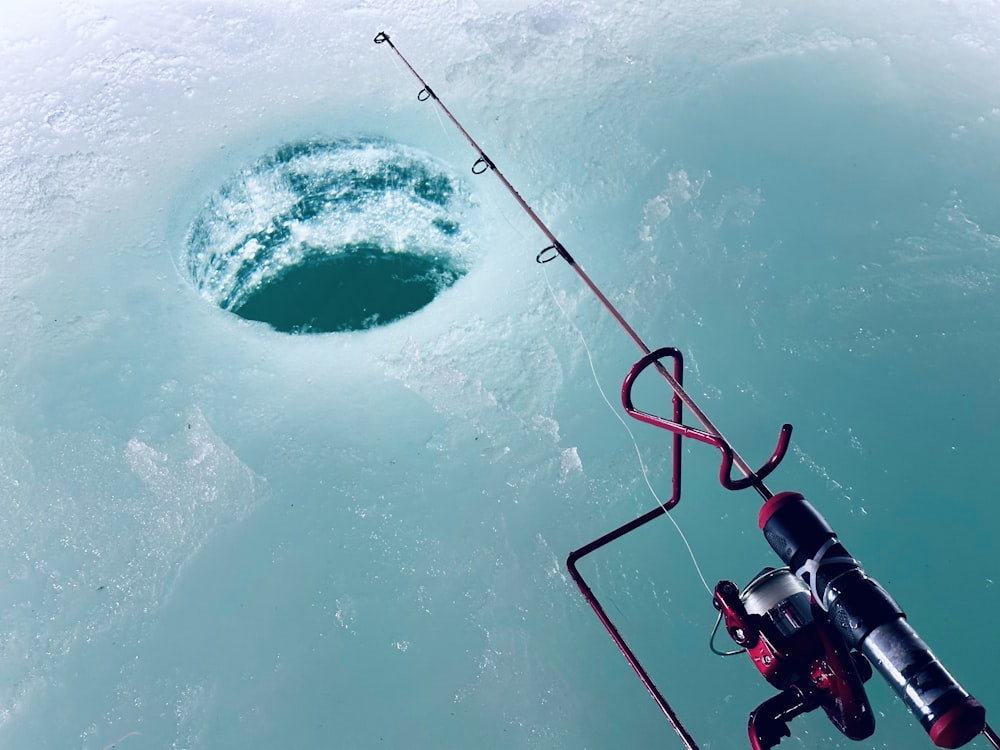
1,1,999,748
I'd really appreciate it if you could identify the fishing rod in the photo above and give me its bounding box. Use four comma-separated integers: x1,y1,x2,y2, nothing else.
374,31,997,750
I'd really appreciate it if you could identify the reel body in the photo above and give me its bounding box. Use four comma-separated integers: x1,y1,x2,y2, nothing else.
714,568,874,749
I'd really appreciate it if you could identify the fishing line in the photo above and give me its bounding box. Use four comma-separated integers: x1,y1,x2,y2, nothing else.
376,29,714,595
382,41,452,138
405,83,717,597
542,266,713,597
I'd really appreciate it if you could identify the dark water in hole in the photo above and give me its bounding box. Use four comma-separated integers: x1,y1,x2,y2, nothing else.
233,243,464,333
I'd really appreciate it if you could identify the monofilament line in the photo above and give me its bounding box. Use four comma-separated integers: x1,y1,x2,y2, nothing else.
543,266,713,597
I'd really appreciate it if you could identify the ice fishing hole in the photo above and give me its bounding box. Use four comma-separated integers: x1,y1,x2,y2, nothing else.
184,137,474,333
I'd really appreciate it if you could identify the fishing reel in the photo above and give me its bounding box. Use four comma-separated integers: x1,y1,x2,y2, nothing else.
712,567,875,750
710,490,988,749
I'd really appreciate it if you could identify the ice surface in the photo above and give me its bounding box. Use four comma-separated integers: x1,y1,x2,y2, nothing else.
1,1,999,749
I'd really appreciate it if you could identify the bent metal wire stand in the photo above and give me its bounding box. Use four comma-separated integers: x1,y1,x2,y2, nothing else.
374,31,999,750
567,348,784,749
568,347,790,749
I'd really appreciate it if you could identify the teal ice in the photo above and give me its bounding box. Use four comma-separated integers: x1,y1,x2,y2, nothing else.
1,2,998,749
